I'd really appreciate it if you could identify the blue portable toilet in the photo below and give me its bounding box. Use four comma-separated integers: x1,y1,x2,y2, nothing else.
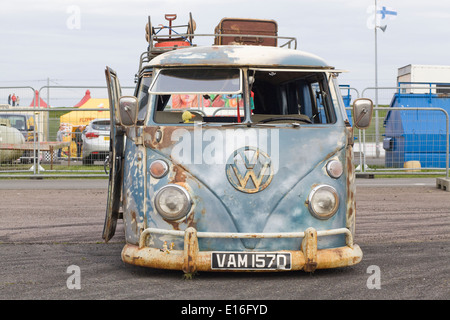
383,84,450,168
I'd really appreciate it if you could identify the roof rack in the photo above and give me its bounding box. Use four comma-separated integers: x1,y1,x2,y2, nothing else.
137,13,298,75
146,13,297,53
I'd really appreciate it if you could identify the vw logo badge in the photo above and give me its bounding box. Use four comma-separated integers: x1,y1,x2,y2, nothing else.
225,146,273,193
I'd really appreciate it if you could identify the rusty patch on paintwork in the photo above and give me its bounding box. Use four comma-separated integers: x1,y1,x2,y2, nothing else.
122,189,128,208
164,182,197,231
171,164,187,183
345,139,356,235
348,206,354,218
144,126,192,150
130,210,137,222
153,162,198,231
164,193,196,231
166,217,182,230
130,210,139,234
182,227,199,274
323,146,342,165
304,259,318,273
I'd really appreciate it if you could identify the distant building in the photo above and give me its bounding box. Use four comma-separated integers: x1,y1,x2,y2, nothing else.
397,64,450,94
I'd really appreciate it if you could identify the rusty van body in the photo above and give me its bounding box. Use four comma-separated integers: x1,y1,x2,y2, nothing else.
103,14,373,275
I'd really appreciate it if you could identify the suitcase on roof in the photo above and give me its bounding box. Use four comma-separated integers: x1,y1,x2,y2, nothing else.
214,18,278,47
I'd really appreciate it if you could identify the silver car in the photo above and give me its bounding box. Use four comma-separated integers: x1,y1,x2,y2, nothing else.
82,118,110,165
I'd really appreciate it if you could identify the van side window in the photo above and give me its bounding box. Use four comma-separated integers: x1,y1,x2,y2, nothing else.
251,71,336,124
137,72,152,122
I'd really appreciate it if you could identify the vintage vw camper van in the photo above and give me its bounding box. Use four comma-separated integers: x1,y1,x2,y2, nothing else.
103,14,373,276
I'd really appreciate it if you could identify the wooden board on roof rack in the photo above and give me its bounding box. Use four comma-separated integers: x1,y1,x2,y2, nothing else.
214,18,278,47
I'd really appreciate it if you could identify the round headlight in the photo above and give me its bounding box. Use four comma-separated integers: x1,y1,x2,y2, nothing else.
326,160,343,179
154,184,192,220
308,185,339,220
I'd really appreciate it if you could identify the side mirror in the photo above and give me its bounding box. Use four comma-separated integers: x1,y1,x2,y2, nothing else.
352,98,373,129
118,96,139,126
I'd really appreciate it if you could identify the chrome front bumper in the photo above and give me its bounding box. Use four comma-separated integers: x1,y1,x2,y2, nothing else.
121,227,362,273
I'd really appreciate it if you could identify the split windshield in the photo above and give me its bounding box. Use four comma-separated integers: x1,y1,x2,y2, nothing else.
147,68,336,125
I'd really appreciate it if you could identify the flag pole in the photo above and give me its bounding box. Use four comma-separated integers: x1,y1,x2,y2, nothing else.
374,0,380,158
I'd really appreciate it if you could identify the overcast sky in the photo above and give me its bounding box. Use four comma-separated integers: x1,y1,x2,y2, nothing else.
1,0,449,105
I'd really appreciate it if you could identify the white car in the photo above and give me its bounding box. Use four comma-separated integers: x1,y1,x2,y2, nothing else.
82,118,110,165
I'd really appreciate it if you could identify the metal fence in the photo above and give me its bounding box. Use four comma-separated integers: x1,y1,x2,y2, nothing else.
0,85,134,178
352,107,449,178
354,84,450,178
0,106,113,177
1,85,449,178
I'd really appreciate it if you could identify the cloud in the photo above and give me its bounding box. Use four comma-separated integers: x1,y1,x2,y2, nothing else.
1,0,449,94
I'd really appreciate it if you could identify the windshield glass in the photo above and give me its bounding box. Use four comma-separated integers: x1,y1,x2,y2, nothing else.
150,68,241,94
249,70,336,124
148,68,337,125
150,68,244,124
0,115,27,130
91,120,110,131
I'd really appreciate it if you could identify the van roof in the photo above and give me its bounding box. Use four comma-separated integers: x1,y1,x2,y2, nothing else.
145,45,334,70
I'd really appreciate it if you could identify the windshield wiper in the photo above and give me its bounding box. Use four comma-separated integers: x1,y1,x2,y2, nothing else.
197,120,303,128
258,116,312,124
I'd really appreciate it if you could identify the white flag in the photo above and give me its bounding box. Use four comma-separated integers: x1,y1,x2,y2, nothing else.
366,5,398,29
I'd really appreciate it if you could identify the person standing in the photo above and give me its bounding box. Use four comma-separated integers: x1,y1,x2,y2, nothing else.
8,94,11,105
74,125,83,158
11,93,16,106
57,125,64,158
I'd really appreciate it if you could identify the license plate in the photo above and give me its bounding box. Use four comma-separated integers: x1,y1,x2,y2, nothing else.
104,136,110,141
211,252,291,270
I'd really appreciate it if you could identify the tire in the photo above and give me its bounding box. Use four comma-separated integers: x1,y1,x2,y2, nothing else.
82,156,93,165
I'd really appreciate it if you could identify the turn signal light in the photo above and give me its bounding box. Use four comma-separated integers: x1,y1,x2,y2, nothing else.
326,160,343,179
150,160,169,179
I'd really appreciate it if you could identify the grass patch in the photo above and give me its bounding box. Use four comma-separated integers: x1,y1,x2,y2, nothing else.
353,105,390,143
48,109,71,140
